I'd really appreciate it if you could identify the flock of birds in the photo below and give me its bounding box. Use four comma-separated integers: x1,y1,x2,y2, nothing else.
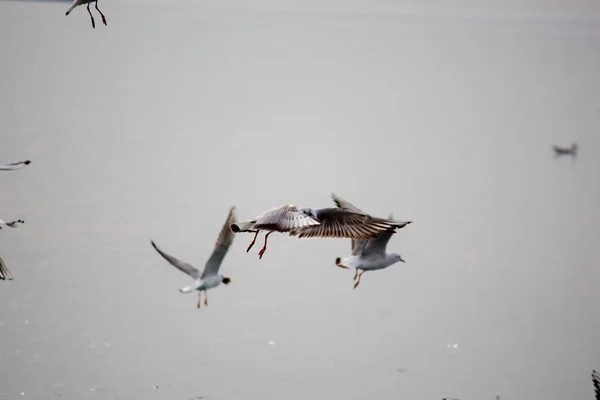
1,156,413,305
150,193,412,308
0,159,30,280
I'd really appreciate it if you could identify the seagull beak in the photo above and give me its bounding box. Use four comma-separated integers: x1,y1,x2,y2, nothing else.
314,218,321,223
400,257,406,263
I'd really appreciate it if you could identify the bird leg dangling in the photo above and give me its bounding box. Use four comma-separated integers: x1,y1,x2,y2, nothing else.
353,271,365,289
197,291,202,309
95,0,107,26
246,230,260,252
204,290,208,306
258,231,273,259
87,2,95,28
353,269,359,280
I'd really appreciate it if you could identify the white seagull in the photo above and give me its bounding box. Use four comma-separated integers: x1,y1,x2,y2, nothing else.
231,193,412,259
0,160,31,171
332,196,408,289
65,0,107,29
0,219,25,229
0,254,14,281
150,206,236,309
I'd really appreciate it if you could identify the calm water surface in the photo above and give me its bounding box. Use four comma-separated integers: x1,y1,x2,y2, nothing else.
1,2,600,399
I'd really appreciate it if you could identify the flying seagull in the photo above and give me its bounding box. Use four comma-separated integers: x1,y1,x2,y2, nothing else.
231,193,411,259
0,254,14,281
552,142,578,157
332,196,408,289
150,206,236,309
0,160,31,171
0,219,25,229
65,0,107,29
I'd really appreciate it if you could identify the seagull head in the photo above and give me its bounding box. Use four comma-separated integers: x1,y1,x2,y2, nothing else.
394,254,406,263
221,276,232,285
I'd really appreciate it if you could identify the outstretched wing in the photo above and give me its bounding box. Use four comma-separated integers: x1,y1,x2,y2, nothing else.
0,160,31,171
331,193,364,213
289,208,400,239
332,194,366,254
150,240,201,280
201,206,236,279
0,254,14,280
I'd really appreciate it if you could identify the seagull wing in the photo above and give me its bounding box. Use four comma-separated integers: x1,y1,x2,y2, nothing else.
0,160,31,171
351,238,367,256
361,228,396,256
0,254,14,280
201,206,236,279
150,240,201,280
361,212,401,255
289,208,400,239
332,194,366,254
330,193,364,213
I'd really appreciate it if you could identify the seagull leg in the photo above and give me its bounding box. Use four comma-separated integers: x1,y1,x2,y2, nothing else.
87,2,95,28
258,231,272,259
197,291,201,309
95,0,107,26
353,271,365,289
246,230,259,252
353,269,359,280
204,290,208,306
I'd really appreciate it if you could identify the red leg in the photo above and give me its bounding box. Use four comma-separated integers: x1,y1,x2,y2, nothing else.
258,231,273,259
95,1,107,26
246,230,259,252
87,2,95,28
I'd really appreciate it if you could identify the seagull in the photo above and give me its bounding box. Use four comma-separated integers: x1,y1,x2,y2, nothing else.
552,142,578,157
0,219,25,229
0,160,31,171
333,195,408,289
150,206,236,309
231,193,412,259
65,0,107,29
0,254,14,281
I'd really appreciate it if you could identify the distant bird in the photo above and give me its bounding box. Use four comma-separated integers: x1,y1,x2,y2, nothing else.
592,370,600,400
552,142,578,157
150,207,236,309
0,219,25,229
0,160,30,171
0,254,14,281
332,196,408,289
65,0,107,29
231,193,412,259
